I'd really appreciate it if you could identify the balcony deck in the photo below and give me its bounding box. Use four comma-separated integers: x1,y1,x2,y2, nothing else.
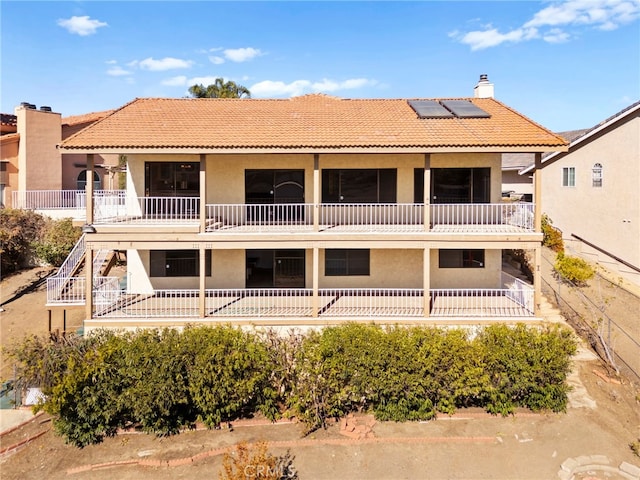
85,287,533,321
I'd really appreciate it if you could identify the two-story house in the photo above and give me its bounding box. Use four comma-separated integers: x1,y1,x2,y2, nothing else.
54,76,568,332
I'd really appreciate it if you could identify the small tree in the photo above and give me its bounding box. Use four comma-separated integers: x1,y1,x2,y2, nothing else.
0,208,46,275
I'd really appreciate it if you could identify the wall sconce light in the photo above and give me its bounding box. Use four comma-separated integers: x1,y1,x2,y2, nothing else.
81,224,96,234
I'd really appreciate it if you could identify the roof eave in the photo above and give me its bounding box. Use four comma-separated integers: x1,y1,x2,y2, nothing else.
58,145,569,155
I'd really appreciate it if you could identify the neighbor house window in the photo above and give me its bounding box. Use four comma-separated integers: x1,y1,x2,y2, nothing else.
562,167,575,187
592,163,602,187
150,250,211,277
77,170,101,190
322,169,396,203
325,249,370,276
439,249,485,268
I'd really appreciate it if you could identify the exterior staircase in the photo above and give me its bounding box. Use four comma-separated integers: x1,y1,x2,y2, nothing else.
46,234,116,305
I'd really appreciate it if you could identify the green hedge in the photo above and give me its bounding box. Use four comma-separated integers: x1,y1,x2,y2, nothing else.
9,323,577,447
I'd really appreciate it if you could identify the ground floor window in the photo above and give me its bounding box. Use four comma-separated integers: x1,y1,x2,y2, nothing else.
439,249,485,268
325,249,370,276
150,250,211,277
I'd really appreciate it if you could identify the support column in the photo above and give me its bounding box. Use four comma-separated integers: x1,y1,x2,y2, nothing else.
200,154,207,233
313,155,320,232
199,247,206,318
85,246,93,321
423,154,431,232
423,246,430,317
534,245,542,317
86,154,94,225
534,153,542,232
312,247,319,317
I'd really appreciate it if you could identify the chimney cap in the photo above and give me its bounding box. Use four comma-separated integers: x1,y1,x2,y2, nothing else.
40,106,52,112
479,74,489,82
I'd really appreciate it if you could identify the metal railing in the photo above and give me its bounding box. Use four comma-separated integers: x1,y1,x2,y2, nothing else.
89,286,535,319
11,190,125,210
94,196,200,223
207,288,314,316
318,288,424,317
206,204,314,231
431,203,534,231
430,288,535,317
319,204,424,231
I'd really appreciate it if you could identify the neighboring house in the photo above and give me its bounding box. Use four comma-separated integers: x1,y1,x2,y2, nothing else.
502,153,534,199
521,101,640,286
55,76,568,331
0,103,118,213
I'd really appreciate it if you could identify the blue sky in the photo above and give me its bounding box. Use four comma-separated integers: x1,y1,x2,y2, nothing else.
1,0,638,132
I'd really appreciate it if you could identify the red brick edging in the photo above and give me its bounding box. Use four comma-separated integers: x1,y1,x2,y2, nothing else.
66,435,497,475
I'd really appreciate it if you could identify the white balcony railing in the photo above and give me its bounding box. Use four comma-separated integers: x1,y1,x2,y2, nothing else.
206,204,314,231
431,203,534,231
89,286,534,319
319,204,423,232
11,190,125,210
47,276,120,305
430,288,534,317
93,196,199,224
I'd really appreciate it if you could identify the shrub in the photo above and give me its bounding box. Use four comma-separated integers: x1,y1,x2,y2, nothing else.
541,214,564,253
8,324,578,446
554,252,595,286
476,324,576,415
219,442,297,480
32,217,81,267
0,208,46,275
182,325,277,428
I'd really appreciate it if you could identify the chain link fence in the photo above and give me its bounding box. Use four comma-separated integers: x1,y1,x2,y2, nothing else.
542,252,640,385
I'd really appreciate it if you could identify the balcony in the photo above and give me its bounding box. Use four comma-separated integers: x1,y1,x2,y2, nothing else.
13,191,535,234
204,202,534,234
80,286,534,321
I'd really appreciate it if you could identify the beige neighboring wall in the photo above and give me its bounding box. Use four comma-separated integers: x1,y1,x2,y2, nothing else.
0,134,19,207
16,105,61,191
541,113,640,280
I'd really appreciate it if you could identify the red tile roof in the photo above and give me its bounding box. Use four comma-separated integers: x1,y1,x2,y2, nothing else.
62,110,115,127
60,94,568,152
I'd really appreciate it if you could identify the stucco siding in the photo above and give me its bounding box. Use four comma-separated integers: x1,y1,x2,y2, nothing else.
541,116,640,272
430,249,502,289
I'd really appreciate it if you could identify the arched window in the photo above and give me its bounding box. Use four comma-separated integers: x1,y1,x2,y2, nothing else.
77,170,101,190
592,163,602,187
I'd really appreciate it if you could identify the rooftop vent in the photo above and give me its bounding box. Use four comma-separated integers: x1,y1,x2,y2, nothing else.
40,106,52,112
20,102,36,109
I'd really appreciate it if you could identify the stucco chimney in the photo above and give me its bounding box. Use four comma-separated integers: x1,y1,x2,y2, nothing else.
474,74,494,98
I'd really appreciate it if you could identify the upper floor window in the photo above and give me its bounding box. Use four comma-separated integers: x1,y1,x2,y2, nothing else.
592,163,602,187
415,168,491,204
562,167,575,187
322,169,396,203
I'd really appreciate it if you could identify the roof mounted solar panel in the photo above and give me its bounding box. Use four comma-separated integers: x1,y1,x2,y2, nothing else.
440,100,491,118
407,100,454,118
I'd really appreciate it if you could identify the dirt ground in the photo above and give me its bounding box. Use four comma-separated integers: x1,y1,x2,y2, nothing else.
1,267,640,480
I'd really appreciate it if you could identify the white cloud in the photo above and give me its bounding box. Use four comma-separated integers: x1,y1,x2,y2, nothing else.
187,76,224,86
454,0,640,50
107,66,132,76
162,76,188,86
250,78,378,97
209,56,225,65
223,47,263,62
57,16,107,36
136,57,193,71
105,60,117,65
